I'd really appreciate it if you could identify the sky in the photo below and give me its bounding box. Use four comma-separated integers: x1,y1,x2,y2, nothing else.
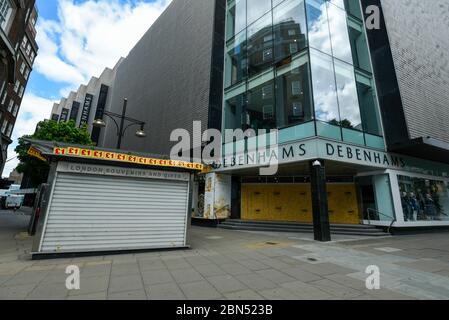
2,0,172,177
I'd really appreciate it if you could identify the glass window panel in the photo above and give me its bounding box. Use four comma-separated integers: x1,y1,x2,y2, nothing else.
344,0,362,19
225,31,247,87
399,176,449,222
279,121,315,143
246,79,276,131
273,0,307,63
342,127,364,145
224,90,247,131
316,121,342,140
306,0,332,55
356,72,382,136
275,54,313,127
334,59,361,130
365,133,385,150
348,19,372,72
247,0,272,26
330,0,345,10
310,49,339,123
226,0,247,40
327,2,353,64
247,12,273,77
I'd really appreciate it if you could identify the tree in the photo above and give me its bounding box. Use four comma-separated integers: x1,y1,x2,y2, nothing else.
15,120,94,188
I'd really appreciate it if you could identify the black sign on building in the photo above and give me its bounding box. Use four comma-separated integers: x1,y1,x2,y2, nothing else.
69,101,80,122
60,108,69,122
79,93,94,127
91,85,109,144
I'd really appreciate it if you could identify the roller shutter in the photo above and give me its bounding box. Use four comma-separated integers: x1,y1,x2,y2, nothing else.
40,172,190,253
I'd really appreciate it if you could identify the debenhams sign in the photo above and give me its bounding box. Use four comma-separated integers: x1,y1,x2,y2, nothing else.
220,138,407,171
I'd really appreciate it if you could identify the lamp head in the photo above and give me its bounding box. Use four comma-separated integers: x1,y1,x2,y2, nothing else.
92,119,106,128
135,124,147,138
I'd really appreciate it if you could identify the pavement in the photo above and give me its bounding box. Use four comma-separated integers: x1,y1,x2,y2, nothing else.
1,209,449,300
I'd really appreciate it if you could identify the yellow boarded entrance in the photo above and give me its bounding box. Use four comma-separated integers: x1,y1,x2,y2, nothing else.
241,184,360,225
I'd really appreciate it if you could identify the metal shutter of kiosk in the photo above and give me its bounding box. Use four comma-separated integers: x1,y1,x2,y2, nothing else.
40,173,189,253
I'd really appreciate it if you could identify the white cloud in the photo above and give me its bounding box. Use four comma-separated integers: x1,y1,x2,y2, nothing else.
3,0,172,178
2,93,56,178
35,0,173,87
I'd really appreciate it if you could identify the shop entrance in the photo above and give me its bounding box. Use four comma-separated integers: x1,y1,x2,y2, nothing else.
241,183,360,224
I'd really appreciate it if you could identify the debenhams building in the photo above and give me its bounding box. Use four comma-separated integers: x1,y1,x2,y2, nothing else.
209,0,449,230
58,0,449,232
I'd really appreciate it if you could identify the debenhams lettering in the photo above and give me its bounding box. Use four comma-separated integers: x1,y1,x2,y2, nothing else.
220,140,406,170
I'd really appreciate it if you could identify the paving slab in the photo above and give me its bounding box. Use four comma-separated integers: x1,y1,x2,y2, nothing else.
206,275,247,294
108,274,144,293
396,259,449,273
193,264,227,278
138,259,167,272
67,292,107,300
308,279,364,299
147,282,186,300
224,289,265,300
141,269,174,286
281,281,333,300
0,284,37,300
259,288,303,300
108,289,147,300
255,269,297,285
170,268,204,284
26,282,70,300
235,274,278,291
219,263,253,276
279,267,323,283
295,263,356,276
111,262,140,276
163,258,191,270
3,270,50,287
179,281,222,300
69,275,109,296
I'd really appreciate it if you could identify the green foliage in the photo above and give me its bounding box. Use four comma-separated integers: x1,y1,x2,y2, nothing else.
329,118,354,129
15,120,94,187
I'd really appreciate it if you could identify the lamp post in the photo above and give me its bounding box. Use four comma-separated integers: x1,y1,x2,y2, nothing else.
92,98,147,150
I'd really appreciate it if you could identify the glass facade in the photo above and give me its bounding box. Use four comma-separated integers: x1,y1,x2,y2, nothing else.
223,0,384,150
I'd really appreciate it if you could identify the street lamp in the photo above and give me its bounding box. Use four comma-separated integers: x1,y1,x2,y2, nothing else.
93,98,147,149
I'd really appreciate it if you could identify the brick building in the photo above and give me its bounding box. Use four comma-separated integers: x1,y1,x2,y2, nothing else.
0,0,38,176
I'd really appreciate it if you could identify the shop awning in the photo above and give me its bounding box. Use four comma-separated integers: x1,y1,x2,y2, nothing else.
390,137,449,164
24,139,205,172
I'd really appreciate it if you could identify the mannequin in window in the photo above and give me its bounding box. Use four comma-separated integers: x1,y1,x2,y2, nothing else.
424,193,437,220
409,192,420,222
401,192,412,222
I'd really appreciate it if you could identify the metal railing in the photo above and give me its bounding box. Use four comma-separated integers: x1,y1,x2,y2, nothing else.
366,208,397,234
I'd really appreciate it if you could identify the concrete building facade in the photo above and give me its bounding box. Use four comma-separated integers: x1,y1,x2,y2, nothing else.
51,59,123,146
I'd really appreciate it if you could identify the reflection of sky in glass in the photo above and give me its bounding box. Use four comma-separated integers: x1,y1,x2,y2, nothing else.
327,2,353,64
307,0,332,55
335,60,362,128
247,0,271,26
310,49,339,122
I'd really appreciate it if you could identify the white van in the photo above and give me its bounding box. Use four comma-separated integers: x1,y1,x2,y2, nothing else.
1,185,25,210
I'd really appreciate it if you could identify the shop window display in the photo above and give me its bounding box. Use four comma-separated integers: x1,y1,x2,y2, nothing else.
399,176,449,222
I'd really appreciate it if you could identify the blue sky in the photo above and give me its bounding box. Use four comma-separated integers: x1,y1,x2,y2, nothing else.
3,0,172,177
